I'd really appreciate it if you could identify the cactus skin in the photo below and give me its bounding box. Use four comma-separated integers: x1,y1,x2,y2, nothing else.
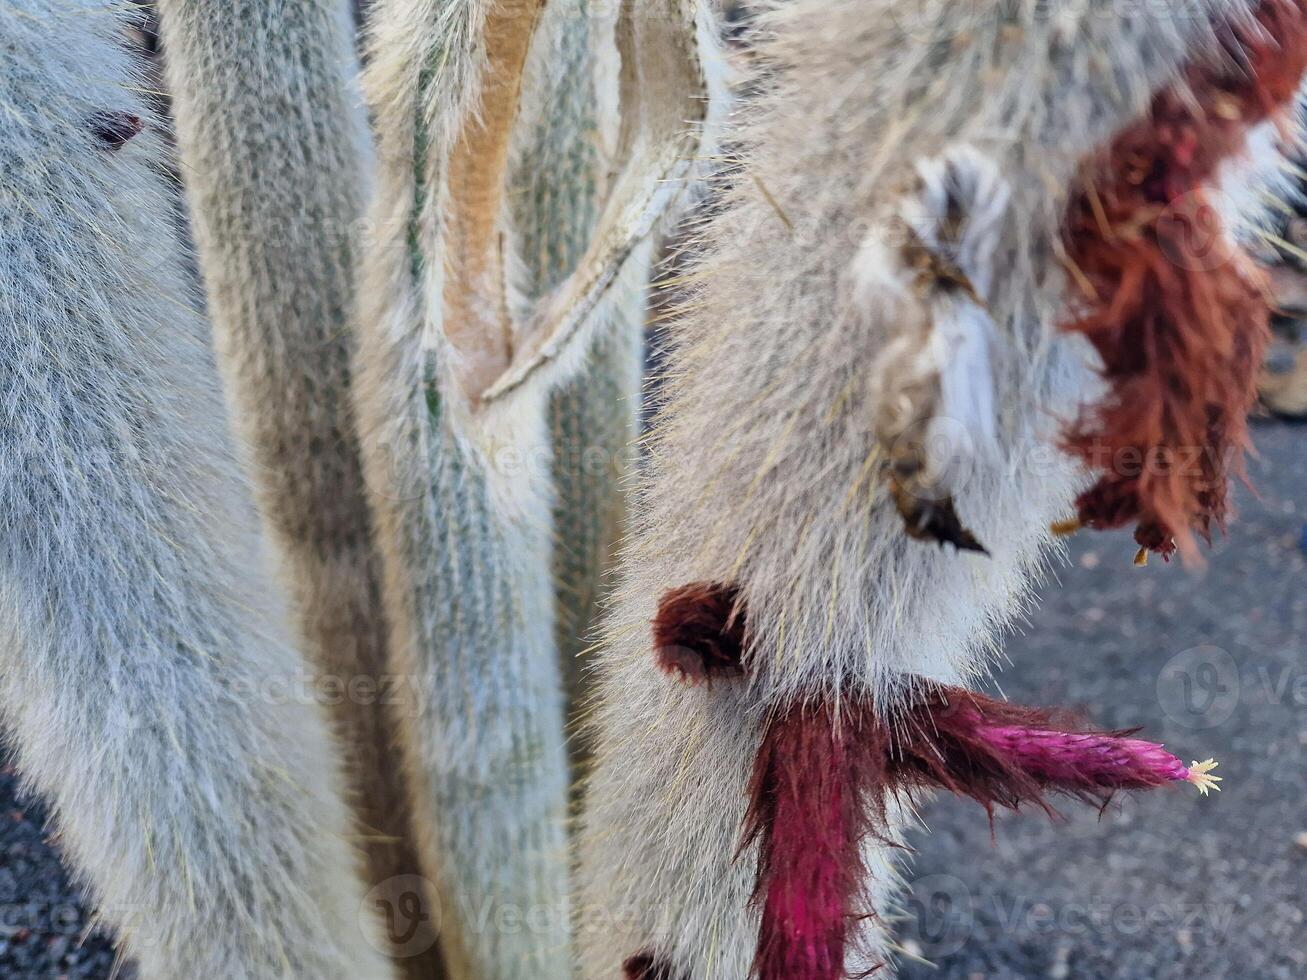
576,2,1273,977
356,0,712,973
355,2,572,976
0,3,392,977
505,0,647,775
151,2,439,971
550,323,643,757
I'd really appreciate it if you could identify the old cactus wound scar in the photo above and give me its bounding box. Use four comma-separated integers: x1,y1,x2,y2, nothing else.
872,148,1010,554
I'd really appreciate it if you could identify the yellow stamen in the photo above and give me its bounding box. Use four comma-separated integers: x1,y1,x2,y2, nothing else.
1186,759,1222,796
1134,546,1150,567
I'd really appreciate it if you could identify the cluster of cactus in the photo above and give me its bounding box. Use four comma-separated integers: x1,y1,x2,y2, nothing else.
0,1,1299,979
0,0,713,976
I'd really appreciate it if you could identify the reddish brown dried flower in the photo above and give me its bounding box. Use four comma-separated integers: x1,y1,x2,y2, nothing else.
1061,0,1307,559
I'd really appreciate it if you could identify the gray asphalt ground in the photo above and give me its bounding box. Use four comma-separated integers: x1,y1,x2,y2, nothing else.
0,418,1303,979
899,415,1307,980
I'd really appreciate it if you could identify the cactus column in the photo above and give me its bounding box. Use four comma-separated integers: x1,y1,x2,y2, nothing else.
153,2,439,971
505,0,647,778
575,2,1267,978
354,0,712,975
354,1,572,976
0,3,392,976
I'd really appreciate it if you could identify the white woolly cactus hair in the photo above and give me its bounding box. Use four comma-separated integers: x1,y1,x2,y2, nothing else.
578,1,1272,978
150,4,438,971
0,2,390,977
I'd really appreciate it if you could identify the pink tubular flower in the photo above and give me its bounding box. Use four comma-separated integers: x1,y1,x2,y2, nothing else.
971,724,1221,795
888,689,1222,815
743,681,1220,980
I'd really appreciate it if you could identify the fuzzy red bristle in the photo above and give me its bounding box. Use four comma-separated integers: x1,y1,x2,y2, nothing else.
743,684,1200,978
890,689,1183,817
1061,0,1307,558
744,701,887,980
652,582,749,684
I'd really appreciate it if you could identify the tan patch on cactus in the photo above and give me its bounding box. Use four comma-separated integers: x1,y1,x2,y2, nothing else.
444,0,545,399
